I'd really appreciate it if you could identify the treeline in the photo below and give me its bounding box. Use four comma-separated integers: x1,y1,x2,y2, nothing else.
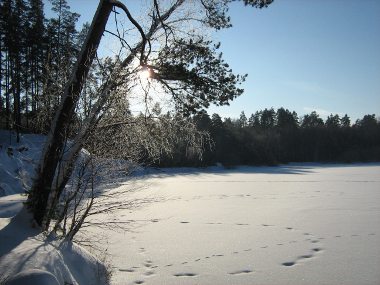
0,0,85,139
157,108,380,167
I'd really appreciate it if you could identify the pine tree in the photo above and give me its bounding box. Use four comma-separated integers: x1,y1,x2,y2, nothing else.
238,111,247,128
325,114,340,128
0,0,28,140
0,0,4,119
26,0,45,116
248,112,261,128
0,0,14,130
301,111,324,128
340,114,350,128
260,108,275,129
276,107,298,129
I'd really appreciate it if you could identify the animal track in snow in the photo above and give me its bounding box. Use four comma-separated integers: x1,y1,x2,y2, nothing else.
118,268,135,272
281,246,324,267
298,254,313,259
144,271,155,276
229,269,253,275
282,261,296,267
144,261,153,268
312,247,323,252
173,272,198,277
149,220,327,275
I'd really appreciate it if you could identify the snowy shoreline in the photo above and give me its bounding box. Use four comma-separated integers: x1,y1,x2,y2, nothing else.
1,131,379,284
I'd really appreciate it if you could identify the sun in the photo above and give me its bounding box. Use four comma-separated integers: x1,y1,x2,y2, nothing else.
140,67,151,79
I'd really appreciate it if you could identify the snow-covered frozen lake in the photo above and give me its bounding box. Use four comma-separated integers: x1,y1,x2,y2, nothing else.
93,164,380,285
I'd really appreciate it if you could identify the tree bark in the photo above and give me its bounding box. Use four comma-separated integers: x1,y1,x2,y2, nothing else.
27,0,113,228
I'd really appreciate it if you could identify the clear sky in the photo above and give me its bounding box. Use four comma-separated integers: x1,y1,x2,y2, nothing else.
46,0,380,121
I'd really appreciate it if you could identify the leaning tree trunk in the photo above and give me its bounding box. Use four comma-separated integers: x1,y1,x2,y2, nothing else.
27,0,113,228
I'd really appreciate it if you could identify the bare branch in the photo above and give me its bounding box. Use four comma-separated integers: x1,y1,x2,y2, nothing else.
110,0,149,65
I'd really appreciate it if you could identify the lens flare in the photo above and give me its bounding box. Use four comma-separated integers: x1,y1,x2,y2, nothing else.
140,67,151,79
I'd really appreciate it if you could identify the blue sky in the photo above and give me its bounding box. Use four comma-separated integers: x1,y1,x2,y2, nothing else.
46,0,380,121
211,0,380,121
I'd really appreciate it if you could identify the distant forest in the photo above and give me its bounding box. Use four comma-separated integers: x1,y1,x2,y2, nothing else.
157,109,380,167
1,0,379,167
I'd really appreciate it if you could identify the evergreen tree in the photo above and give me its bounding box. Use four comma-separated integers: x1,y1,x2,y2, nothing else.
0,0,5,119
325,114,340,128
26,0,45,115
211,113,223,130
44,0,79,104
301,111,324,128
193,110,212,131
0,0,28,140
238,111,247,128
260,108,275,129
276,107,298,129
340,114,350,127
248,111,261,128
0,0,13,129
355,114,377,129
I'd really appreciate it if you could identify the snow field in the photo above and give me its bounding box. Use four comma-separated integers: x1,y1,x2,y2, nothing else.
88,164,380,285
1,131,379,284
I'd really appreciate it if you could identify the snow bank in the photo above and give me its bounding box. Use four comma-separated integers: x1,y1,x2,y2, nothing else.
5,269,60,285
0,130,44,196
0,130,110,284
0,198,110,285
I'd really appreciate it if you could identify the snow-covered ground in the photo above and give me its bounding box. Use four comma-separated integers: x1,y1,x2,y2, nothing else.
89,164,380,285
1,130,380,284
